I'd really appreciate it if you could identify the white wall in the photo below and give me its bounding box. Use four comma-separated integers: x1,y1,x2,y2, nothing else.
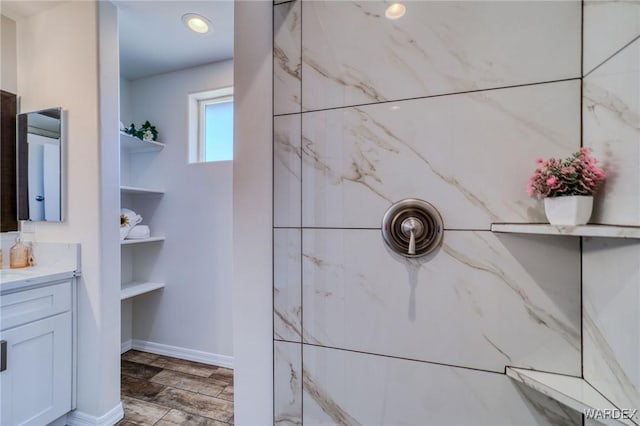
124,60,235,360
119,76,133,129
1,14,17,93
16,0,121,420
233,1,273,424
96,2,122,421
582,1,640,414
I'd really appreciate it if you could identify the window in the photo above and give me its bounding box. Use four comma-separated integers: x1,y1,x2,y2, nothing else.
188,87,233,163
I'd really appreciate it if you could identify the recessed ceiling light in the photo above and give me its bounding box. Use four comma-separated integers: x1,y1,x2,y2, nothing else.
385,3,406,20
182,13,212,34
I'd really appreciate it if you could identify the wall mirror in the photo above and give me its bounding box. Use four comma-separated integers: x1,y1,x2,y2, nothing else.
17,107,64,222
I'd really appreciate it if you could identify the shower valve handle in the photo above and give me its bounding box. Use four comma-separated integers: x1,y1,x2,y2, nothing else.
401,217,423,256
408,230,416,255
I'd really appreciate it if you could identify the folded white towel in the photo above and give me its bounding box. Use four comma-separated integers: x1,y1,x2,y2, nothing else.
120,208,143,240
126,225,151,240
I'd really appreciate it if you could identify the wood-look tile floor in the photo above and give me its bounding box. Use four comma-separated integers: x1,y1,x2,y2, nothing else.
116,350,234,425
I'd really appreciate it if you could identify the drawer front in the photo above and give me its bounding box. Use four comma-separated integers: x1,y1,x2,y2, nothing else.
0,281,71,331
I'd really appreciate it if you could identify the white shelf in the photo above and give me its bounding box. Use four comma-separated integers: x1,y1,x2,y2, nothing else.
121,281,165,300
506,367,634,426
491,223,640,239
120,132,164,153
120,237,165,245
120,185,164,196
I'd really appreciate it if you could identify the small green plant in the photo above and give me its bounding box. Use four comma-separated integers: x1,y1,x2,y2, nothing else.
124,120,158,141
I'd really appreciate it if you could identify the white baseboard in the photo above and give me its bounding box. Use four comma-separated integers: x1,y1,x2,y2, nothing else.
49,414,68,426
67,401,124,426
131,339,234,369
121,339,132,354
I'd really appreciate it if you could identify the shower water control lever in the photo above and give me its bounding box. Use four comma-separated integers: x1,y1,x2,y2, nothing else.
381,198,444,258
401,217,424,255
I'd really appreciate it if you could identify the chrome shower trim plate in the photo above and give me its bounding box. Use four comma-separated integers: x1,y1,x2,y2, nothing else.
381,198,444,258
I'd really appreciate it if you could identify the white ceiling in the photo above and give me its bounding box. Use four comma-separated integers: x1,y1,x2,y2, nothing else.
113,1,234,80
1,1,233,81
1,1,66,20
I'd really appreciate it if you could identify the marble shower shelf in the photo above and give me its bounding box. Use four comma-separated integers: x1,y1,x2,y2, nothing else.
120,237,166,245
491,223,640,239
120,185,164,195
121,281,165,300
506,367,633,426
120,133,164,153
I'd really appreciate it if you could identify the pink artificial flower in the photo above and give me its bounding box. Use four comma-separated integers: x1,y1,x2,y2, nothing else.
592,165,605,177
528,149,605,199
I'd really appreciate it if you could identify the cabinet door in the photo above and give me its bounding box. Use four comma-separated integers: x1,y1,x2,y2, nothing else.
0,312,72,426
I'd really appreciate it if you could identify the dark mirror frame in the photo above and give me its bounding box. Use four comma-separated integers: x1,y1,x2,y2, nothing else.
1,90,18,232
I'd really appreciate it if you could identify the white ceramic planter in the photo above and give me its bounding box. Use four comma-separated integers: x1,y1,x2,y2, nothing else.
544,195,593,226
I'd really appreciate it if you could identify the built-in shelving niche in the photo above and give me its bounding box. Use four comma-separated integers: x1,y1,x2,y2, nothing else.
493,223,640,423
506,367,633,426
120,134,166,300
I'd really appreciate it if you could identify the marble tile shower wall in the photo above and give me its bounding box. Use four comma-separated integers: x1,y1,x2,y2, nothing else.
274,1,583,424
582,0,640,417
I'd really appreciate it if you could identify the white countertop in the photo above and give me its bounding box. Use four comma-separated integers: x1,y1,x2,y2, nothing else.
0,242,81,294
0,267,78,294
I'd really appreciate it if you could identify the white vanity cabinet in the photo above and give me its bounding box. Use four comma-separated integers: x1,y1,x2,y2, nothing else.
0,278,76,426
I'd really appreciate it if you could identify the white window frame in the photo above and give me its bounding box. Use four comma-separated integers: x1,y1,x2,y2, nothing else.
188,86,234,163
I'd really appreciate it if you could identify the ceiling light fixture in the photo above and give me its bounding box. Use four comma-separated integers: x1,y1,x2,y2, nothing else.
182,13,212,34
385,3,406,20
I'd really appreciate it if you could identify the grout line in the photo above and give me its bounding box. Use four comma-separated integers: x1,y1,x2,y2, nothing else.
580,0,585,151
299,1,305,422
276,226,494,232
580,0,585,388
273,77,582,116
271,228,276,424
301,342,508,375
274,338,303,344
580,235,584,380
273,111,301,117
583,377,640,426
271,1,277,424
580,0,584,80
583,34,640,78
